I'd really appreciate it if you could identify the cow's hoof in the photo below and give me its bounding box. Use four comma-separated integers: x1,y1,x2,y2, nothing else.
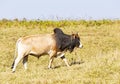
12,71,15,73
48,67,54,69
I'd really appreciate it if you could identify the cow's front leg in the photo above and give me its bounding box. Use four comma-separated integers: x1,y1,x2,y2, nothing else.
57,52,70,67
48,57,54,69
61,55,70,67
48,50,56,69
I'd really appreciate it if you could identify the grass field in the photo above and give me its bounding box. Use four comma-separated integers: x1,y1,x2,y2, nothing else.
0,19,120,84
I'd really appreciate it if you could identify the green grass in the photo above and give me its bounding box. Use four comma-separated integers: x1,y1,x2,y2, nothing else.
0,19,120,84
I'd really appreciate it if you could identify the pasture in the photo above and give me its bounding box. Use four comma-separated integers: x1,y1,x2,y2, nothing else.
0,19,120,84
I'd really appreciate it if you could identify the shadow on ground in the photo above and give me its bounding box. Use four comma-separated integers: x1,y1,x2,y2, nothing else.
54,59,84,69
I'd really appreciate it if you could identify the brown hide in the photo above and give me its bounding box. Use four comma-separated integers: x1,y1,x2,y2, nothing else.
18,34,58,57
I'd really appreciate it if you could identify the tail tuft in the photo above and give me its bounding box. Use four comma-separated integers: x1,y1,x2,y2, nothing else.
11,61,15,69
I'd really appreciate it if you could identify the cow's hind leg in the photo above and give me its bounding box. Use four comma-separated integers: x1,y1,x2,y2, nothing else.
12,54,24,73
23,55,28,70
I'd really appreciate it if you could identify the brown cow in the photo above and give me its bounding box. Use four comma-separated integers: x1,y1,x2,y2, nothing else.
11,28,83,72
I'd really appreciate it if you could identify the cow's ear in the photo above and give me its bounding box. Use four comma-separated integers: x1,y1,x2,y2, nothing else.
72,34,76,39
76,32,79,36
75,32,79,37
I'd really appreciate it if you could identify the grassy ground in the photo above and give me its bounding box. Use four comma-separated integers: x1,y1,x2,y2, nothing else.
0,20,120,84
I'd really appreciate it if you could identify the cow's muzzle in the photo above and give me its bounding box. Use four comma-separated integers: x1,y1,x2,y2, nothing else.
79,42,83,48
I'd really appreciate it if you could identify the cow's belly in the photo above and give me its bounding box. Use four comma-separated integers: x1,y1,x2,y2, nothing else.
29,46,50,56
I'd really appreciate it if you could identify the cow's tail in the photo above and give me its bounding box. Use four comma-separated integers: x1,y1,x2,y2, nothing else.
11,38,21,69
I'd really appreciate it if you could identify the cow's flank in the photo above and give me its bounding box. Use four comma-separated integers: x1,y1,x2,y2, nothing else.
11,28,83,72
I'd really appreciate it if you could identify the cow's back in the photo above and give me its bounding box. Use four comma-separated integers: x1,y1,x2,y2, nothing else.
18,34,57,56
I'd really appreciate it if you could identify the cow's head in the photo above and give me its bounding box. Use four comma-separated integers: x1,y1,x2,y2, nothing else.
71,33,83,48
68,33,83,52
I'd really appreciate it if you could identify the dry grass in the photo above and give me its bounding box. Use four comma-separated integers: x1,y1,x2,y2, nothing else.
0,20,120,84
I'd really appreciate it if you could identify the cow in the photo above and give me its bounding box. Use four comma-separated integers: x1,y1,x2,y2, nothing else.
11,28,83,72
